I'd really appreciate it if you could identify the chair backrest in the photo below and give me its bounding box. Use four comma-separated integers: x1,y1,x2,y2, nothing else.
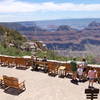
36,61,47,66
7,57,15,64
1,56,8,64
15,58,27,66
10,77,19,88
25,58,32,66
94,68,100,78
3,75,19,88
0,56,2,63
48,62,58,70
65,63,72,71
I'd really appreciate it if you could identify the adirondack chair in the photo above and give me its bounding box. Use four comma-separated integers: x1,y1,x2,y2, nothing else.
25,58,32,66
0,56,8,66
15,58,30,69
64,63,72,75
3,75,26,91
6,57,15,68
94,67,100,84
0,56,2,64
48,62,59,76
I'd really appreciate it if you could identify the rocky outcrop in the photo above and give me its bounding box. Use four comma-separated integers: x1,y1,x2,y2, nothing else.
57,25,75,31
85,21,100,30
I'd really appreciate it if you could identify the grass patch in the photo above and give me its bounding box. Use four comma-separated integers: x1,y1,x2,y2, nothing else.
0,45,31,57
36,50,96,64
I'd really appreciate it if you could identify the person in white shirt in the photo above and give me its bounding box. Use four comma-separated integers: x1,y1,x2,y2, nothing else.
77,64,83,82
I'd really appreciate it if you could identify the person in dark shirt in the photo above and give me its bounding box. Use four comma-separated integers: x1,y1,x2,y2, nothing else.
70,58,77,80
42,56,47,62
81,58,88,80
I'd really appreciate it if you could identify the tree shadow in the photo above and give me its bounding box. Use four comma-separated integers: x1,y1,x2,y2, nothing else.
16,67,28,70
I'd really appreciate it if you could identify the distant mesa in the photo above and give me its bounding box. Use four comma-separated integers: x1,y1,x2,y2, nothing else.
0,20,100,51
86,21,100,30
88,21,100,27
57,25,75,31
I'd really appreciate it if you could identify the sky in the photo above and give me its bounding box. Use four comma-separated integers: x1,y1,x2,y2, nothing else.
0,0,100,22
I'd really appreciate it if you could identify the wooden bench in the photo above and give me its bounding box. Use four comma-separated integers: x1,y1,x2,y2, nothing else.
2,75,26,91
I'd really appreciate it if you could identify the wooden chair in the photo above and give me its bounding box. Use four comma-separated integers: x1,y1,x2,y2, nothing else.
48,62,59,76
94,67,100,84
65,63,72,75
6,57,15,68
97,72,100,84
0,56,2,64
24,58,32,66
0,56,8,67
2,75,26,91
15,58,30,69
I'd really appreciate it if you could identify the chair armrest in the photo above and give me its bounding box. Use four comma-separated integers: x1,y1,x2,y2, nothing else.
19,80,25,86
0,77,3,83
18,80,26,90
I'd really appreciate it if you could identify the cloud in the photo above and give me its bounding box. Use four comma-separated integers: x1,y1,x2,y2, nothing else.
0,0,100,13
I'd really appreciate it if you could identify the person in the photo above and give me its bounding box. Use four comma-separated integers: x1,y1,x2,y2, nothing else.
70,58,78,80
35,56,39,61
77,64,83,82
81,58,88,80
81,58,87,70
31,54,35,61
42,56,47,62
88,67,97,88
31,54,36,70
42,56,48,73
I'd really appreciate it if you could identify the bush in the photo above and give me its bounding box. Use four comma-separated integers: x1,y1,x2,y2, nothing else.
0,45,31,57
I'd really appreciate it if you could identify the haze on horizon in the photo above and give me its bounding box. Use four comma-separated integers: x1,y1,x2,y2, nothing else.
0,0,100,22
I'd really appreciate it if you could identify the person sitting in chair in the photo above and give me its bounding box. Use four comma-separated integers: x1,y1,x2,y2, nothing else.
42,56,47,62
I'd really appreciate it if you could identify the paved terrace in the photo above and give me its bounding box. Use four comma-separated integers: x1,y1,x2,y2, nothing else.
0,66,100,100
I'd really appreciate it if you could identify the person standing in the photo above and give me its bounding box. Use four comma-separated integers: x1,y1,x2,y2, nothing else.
42,56,47,62
81,58,88,80
88,67,97,88
70,58,78,80
31,54,36,70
